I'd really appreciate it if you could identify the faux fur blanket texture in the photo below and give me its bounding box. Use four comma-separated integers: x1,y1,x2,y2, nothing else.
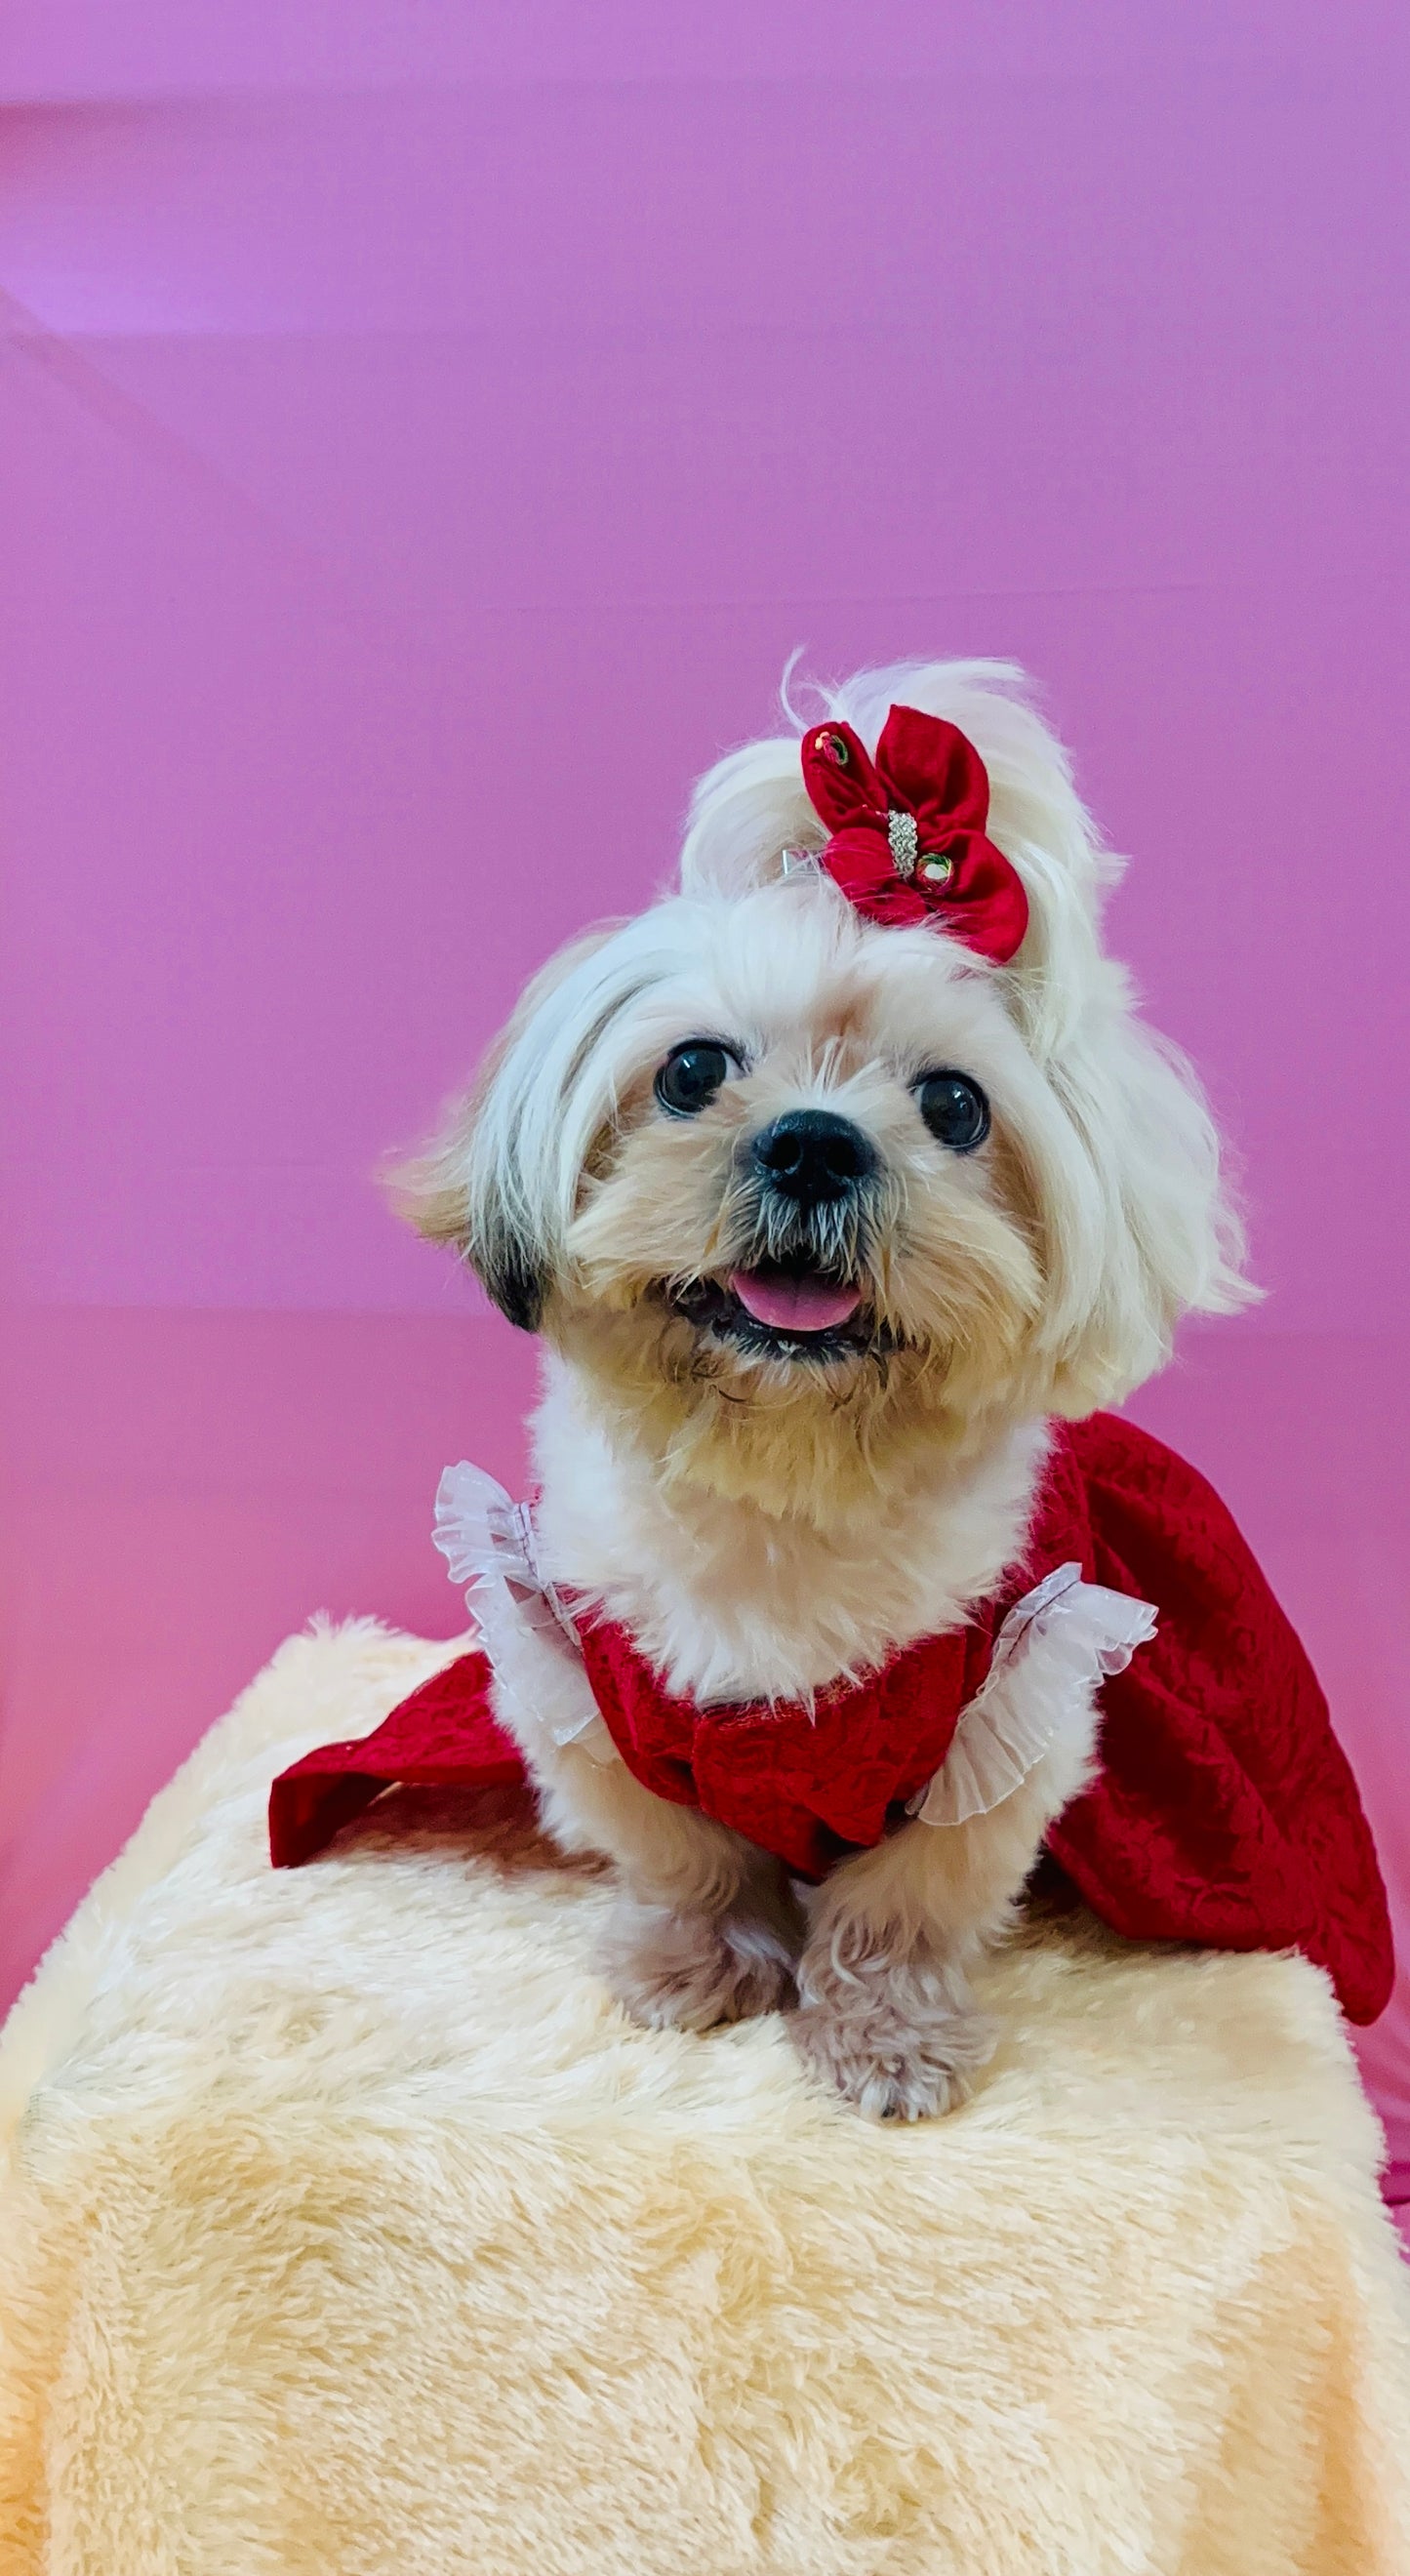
2,1621,1408,2576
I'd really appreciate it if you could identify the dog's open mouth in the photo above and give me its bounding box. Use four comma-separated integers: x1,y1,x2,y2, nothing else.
670,1261,873,1361
729,1266,864,1334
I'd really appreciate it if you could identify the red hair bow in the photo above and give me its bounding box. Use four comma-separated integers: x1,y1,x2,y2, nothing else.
799,704,1028,962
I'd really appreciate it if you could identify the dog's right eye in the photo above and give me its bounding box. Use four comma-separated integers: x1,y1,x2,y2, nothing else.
654,1042,738,1117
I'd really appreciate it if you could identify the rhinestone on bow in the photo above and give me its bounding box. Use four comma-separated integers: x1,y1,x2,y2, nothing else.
886,810,919,879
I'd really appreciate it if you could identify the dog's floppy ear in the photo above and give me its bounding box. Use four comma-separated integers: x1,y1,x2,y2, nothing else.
1015,953,1257,1412
387,927,622,1334
389,1096,547,1330
469,1217,548,1333
385,1077,547,1333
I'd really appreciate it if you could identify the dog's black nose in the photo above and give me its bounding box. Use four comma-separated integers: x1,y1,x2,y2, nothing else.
751,1108,876,1203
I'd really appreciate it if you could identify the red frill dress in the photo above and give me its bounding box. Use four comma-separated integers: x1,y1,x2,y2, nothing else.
269,1414,1393,2025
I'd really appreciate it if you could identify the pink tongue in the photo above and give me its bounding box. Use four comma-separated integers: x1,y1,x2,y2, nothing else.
729,1268,864,1333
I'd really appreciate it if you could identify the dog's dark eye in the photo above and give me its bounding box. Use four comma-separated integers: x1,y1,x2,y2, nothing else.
915,1071,990,1153
654,1041,739,1117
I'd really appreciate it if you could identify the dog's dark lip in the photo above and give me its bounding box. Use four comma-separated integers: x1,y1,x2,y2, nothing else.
665,1262,882,1362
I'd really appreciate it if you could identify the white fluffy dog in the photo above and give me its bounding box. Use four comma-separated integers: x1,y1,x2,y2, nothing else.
398,659,1249,2118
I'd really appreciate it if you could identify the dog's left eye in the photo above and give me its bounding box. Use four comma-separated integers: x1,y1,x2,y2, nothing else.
654,1041,740,1117
915,1070,990,1153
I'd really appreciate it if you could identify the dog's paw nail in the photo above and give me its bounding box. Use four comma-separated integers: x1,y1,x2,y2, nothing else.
790,1994,995,2121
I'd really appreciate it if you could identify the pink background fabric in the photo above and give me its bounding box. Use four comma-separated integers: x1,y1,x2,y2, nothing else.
1,3,1406,2211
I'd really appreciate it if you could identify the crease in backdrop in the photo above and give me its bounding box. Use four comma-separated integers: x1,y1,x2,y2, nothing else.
0,0,1406,2223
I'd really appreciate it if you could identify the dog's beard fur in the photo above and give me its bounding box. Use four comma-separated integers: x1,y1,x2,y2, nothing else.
550,1062,1044,1523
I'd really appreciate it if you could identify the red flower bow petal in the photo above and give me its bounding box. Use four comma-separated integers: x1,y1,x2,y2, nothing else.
872,704,990,840
796,720,885,831
798,705,1029,964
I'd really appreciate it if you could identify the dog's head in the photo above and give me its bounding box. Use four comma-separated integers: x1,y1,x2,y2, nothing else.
397,661,1251,1518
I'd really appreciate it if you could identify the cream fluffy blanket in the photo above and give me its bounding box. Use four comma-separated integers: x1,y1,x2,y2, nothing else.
2,1621,1408,2576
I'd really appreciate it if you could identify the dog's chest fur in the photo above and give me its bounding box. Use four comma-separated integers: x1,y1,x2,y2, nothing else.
530,1362,1050,1705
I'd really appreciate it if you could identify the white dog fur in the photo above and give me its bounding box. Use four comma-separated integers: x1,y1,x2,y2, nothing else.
397,658,1251,2119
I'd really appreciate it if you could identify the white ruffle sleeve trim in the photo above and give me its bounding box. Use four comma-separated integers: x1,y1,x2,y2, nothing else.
907,1562,1158,1829
432,1463,617,1760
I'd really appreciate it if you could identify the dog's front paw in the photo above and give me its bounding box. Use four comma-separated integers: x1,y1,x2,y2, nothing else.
790,1952,997,2120
605,1900,797,2033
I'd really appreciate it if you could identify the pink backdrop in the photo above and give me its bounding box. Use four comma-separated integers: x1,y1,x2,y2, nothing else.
2,3,1406,2210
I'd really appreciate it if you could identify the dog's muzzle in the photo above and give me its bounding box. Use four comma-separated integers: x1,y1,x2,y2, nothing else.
669,1109,884,1355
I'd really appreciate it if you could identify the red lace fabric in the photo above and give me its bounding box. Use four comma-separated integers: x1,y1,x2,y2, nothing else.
268,1416,1393,2025
1047,1417,1393,2025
